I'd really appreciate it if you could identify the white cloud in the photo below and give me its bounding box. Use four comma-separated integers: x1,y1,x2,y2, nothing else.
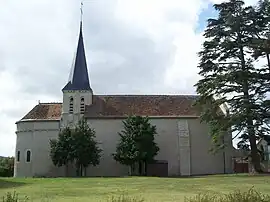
0,0,241,156
209,0,258,5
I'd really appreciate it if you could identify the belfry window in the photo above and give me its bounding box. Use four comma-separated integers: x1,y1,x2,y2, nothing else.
80,97,85,113
69,97,74,114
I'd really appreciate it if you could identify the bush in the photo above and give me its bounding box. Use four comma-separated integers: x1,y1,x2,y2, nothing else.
185,188,270,202
108,195,144,202
2,192,144,202
2,192,28,202
0,157,14,177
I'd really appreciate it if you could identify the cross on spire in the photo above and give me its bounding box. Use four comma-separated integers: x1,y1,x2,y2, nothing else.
80,1,84,23
62,1,92,92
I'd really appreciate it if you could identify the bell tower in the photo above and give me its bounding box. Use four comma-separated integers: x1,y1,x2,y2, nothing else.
61,21,93,128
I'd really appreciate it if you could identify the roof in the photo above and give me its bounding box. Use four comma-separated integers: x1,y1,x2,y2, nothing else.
18,95,199,122
20,103,62,121
85,95,199,118
62,22,92,91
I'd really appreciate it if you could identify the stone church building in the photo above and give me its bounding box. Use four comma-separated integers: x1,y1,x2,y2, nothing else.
14,22,233,177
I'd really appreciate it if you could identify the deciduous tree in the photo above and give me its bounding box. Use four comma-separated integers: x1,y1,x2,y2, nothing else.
72,118,102,176
0,156,14,177
113,116,159,175
50,119,102,177
50,126,73,176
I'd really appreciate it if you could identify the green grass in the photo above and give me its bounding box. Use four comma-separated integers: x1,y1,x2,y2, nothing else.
0,174,270,202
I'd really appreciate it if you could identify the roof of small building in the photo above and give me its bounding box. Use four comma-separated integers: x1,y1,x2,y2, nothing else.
19,94,200,122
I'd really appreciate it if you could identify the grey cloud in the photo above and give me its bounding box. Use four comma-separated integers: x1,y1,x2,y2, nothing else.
10,0,178,98
0,0,205,156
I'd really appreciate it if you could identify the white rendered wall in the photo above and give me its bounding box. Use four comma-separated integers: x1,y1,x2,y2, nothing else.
85,118,232,176
14,120,61,177
14,117,232,177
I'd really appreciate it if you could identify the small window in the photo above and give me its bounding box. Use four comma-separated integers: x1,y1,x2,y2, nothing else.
26,150,31,163
80,97,85,113
17,151,20,162
69,97,74,114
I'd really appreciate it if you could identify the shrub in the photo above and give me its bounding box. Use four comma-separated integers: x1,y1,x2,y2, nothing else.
185,188,270,202
108,195,144,202
2,192,28,202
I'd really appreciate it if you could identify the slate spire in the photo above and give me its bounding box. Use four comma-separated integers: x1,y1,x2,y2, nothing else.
62,21,92,91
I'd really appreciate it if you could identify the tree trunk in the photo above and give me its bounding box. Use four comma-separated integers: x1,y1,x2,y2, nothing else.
128,165,132,176
80,165,83,177
130,164,135,176
75,162,80,177
249,133,263,173
238,32,263,173
84,167,87,177
65,164,68,177
144,161,147,176
139,161,142,176
266,53,270,71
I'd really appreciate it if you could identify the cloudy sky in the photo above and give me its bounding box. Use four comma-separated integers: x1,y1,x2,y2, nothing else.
0,0,258,156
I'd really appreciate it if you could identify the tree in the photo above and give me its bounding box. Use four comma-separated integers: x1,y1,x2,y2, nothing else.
249,0,270,70
113,116,159,176
0,156,14,177
72,118,102,176
194,0,270,173
50,119,102,177
50,126,73,176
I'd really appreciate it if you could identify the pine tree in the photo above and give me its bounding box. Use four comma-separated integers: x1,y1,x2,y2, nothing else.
195,0,269,172
249,0,270,70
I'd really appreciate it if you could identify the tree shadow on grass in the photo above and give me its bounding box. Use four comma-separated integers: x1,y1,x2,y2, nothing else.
0,179,28,189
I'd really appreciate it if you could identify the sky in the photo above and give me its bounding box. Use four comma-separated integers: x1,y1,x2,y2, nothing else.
0,0,259,157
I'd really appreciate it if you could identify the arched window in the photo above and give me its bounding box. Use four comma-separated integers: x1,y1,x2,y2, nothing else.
26,150,31,163
69,97,74,114
17,151,20,162
80,97,85,113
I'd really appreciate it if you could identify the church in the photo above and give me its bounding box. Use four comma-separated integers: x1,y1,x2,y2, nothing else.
14,22,233,177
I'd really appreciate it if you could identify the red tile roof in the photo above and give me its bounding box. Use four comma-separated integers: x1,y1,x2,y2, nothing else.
21,103,62,120
85,95,199,118
20,95,199,121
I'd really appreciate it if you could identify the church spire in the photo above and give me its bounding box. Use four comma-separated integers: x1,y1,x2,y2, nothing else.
62,16,92,91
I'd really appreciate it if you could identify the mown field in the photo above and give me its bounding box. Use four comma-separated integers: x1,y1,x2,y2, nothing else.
0,175,270,202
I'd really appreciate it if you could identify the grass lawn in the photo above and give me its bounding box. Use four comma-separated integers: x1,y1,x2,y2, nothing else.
0,175,270,202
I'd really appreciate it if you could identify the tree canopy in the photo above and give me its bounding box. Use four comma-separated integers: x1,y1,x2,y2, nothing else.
194,0,270,172
113,115,159,175
72,119,102,176
0,156,14,177
50,118,102,176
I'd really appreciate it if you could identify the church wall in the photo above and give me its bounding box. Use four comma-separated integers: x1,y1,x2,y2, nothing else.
86,119,129,176
14,120,61,177
85,117,233,177
188,119,233,175
86,118,182,176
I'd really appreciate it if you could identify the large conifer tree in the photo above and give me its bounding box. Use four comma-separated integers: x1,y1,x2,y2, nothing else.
195,0,269,172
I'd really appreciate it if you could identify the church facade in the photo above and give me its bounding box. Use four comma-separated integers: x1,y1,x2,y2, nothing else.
14,23,233,177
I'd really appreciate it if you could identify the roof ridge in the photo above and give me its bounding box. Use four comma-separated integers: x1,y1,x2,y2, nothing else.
96,94,199,97
39,102,62,105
